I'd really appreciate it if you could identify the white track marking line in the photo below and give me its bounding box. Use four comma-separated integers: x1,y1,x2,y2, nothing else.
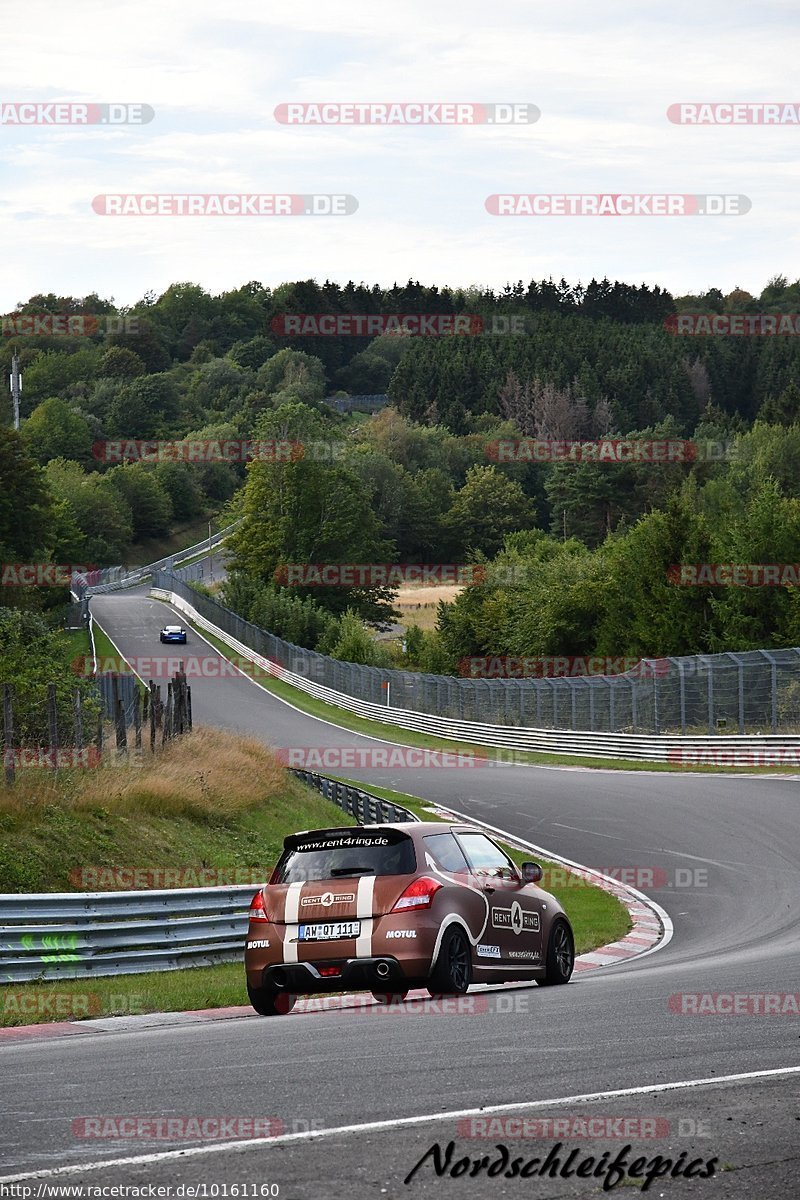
2,1065,799,1182
90,620,147,686
551,824,626,841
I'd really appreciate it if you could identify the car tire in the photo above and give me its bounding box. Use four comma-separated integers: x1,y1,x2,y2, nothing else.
246,982,296,1016
371,991,409,1005
538,919,574,986
427,925,471,997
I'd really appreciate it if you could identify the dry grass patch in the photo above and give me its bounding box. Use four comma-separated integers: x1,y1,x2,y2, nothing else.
395,583,462,631
75,728,286,820
0,727,355,892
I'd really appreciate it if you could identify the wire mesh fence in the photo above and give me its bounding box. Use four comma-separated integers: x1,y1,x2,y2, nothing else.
155,570,800,736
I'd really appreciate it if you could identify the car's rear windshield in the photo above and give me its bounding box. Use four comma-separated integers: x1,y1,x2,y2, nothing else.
275,831,416,883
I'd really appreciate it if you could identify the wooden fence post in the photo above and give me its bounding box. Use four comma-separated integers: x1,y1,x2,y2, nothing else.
3,684,14,786
47,683,59,769
73,688,83,749
133,689,142,750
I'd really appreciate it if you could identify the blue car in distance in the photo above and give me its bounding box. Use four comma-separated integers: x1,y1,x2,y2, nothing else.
160,624,187,644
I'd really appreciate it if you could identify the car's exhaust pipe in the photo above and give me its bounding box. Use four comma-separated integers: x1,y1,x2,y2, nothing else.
272,968,287,989
375,961,391,979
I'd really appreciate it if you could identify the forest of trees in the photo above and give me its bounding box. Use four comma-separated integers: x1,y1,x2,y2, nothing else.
4,274,800,669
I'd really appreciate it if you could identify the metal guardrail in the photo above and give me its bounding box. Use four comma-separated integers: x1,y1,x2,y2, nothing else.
292,769,418,825
0,774,416,983
153,579,800,761
0,888,253,983
151,574,800,740
74,523,237,598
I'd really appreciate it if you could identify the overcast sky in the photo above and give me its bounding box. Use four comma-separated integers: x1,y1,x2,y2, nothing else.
1,0,798,310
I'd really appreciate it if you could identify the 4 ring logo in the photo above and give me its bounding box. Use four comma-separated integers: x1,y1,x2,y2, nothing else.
492,902,541,935
301,892,356,907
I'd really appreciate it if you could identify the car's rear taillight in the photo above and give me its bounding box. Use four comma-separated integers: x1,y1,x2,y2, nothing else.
249,890,270,922
391,876,442,912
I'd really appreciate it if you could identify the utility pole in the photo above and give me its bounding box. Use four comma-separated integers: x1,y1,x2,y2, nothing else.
9,347,21,429
208,519,213,581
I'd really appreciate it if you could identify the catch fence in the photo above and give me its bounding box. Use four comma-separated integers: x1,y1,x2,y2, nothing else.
154,570,800,736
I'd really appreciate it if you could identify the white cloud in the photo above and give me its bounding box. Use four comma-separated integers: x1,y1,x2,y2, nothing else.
1,0,799,305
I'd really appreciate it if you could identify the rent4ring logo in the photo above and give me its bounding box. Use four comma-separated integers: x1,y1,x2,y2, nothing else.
492,901,540,934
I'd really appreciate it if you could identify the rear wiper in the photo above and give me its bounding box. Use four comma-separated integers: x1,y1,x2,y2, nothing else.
331,866,375,876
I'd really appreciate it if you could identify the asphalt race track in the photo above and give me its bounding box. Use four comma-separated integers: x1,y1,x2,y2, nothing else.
2,586,799,1196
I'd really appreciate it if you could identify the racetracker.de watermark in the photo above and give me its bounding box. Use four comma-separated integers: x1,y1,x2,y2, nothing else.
91,439,346,462
1,563,96,586
1,314,139,337
485,193,751,216
458,656,670,679
71,1117,286,1140
665,313,800,336
457,1116,670,1139
667,102,800,125
73,653,314,682
274,102,539,125
543,865,708,890
68,866,269,889
667,563,800,586
3,748,101,769
487,438,740,463
92,194,357,216
1,992,146,1019
486,438,698,463
302,993,529,1015
275,746,487,769
669,992,800,1014
272,313,528,337
274,563,485,587
668,748,800,767
0,102,154,125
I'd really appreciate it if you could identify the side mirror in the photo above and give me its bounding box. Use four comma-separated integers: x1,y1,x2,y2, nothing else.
521,861,543,884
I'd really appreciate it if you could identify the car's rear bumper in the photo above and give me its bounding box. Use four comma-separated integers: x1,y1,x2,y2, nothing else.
254,956,422,993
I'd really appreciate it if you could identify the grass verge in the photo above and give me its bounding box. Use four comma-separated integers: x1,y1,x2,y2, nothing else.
0,758,634,1025
0,726,355,893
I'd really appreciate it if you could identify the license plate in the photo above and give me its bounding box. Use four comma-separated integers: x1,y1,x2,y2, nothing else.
298,921,361,941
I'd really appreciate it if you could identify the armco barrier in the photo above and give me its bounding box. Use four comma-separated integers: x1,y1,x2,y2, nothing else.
292,769,418,825
150,579,800,763
0,774,415,983
73,523,237,598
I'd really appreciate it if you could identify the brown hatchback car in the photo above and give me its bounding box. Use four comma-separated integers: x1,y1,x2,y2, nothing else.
244,822,574,1015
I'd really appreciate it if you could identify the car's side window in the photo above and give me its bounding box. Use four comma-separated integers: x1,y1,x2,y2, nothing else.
423,833,470,873
457,833,519,881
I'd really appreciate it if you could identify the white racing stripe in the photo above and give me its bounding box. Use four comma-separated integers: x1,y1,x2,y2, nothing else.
283,882,304,963
2,1065,799,1182
355,875,375,957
